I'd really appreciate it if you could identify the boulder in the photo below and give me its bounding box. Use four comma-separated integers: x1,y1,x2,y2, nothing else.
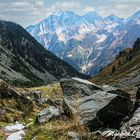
30,91,42,103
60,78,132,131
37,106,60,123
0,79,33,114
35,98,53,105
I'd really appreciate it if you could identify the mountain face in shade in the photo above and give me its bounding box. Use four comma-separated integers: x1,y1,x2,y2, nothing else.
0,20,88,86
27,10,140,75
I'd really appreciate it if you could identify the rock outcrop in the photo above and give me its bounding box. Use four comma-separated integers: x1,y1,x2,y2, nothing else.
0,79,11,98
121,107,140,139
96,106,140,139
60,77,132,131
0,79,34,122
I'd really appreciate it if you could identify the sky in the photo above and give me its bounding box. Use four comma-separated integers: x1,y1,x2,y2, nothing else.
0,0,140,27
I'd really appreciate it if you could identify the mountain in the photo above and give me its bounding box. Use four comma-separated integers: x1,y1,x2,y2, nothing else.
0,20,88,87
91,38,140,95
104,15,124,24
127,10,140,25
27,10,140,75
83,11,105,26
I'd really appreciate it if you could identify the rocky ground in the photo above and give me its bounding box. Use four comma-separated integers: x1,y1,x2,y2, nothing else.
0,78,140,140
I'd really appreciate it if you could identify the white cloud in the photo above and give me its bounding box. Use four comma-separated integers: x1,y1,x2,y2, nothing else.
82,6,95,14
35,0,44,7
0,0,84,26
45,2,95,15
11,1,31,7
0,0,140,26
0,0,45,26
46,1,80,14
97,0,140,18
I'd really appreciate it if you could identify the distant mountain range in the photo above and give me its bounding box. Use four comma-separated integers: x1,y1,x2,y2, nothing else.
26,10,140,75
0,20,88,86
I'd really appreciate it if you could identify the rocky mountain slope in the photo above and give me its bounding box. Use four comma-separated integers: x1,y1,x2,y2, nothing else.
27,10,140,75
91,38,140,95
0,20,88,87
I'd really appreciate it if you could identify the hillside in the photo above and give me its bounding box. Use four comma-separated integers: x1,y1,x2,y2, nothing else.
0,20,88,87
91,38,140,95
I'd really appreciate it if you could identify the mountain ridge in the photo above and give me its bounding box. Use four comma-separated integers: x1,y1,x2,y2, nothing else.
26,10,140,75
0,20,88,87
91,38,140,94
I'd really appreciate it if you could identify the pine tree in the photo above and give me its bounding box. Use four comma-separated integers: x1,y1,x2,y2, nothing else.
112,66,116,73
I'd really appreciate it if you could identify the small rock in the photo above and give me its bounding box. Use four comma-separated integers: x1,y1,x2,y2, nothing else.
136,131,140,139
0,108,5,115
30,91,42,103
67,131,79,140
102,130,117,137
37,106,60,123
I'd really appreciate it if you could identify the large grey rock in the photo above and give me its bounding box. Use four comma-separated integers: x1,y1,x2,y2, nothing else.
100,107,140,140
60,77,132,131
37,106,60,123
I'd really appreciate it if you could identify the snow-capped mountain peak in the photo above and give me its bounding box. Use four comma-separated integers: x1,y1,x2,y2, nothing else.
131,10,140,18
127,10,140,25
105,15,124,24
83,11,104,25
83,11,102,19
27,10,140,75
52,10,77,16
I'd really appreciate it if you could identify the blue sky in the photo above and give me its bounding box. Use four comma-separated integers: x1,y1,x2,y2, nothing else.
0,0,140,27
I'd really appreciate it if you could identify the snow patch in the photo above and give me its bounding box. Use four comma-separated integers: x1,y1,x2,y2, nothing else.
5,122,25,132
96,34,106,43
73,34,85,41
7,130,25,140
4,122,25,140
136,20,140,24
55,28,67,42
68,54,73,57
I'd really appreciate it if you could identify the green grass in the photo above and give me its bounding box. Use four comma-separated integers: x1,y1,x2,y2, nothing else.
17,82,63,99
24,120,70,140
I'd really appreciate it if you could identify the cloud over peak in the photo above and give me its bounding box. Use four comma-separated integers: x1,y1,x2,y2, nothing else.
0,0,139,27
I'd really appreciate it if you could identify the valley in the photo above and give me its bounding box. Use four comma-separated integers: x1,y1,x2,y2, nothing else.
0,2,140,140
